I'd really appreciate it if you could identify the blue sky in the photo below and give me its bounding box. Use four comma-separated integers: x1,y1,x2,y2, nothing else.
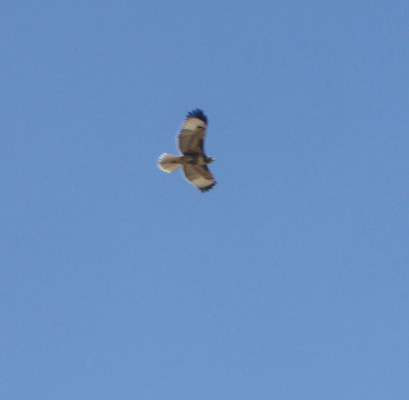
1,1,409,399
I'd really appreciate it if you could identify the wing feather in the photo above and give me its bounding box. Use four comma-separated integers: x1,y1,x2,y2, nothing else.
177,115,207,154
182,164,216,192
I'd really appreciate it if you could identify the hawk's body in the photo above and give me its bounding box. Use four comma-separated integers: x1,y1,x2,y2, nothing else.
158,109,216,192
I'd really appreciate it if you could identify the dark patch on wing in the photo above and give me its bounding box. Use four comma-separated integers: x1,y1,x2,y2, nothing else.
199,182,216,192
186,109,208,124
197,138,204,152
193,164,213,179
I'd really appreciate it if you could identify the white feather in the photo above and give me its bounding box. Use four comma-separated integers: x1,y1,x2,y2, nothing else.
157,153,182,173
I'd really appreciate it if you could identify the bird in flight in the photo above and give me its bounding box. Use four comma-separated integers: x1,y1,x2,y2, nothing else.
158,109,216,192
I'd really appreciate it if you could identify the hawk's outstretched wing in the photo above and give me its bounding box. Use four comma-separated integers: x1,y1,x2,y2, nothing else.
178,109,208,155
182,164,216,192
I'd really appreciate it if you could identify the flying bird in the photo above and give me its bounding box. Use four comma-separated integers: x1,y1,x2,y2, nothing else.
158,109,216,192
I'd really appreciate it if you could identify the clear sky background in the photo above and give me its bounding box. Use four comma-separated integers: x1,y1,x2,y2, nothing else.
1,1,409,399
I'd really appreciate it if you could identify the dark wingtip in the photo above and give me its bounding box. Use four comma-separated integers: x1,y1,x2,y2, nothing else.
199,182,216,193
186,109,208,124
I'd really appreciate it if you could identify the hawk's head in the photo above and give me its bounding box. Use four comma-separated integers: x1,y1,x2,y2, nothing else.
205,156,214,164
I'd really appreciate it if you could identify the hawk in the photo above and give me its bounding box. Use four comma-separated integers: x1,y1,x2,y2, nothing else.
158,109,216,192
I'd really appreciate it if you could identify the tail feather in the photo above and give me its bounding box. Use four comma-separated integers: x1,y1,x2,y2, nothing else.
158,153,182,173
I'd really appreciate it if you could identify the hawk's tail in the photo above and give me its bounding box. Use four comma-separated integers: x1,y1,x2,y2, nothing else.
158,153,182,173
